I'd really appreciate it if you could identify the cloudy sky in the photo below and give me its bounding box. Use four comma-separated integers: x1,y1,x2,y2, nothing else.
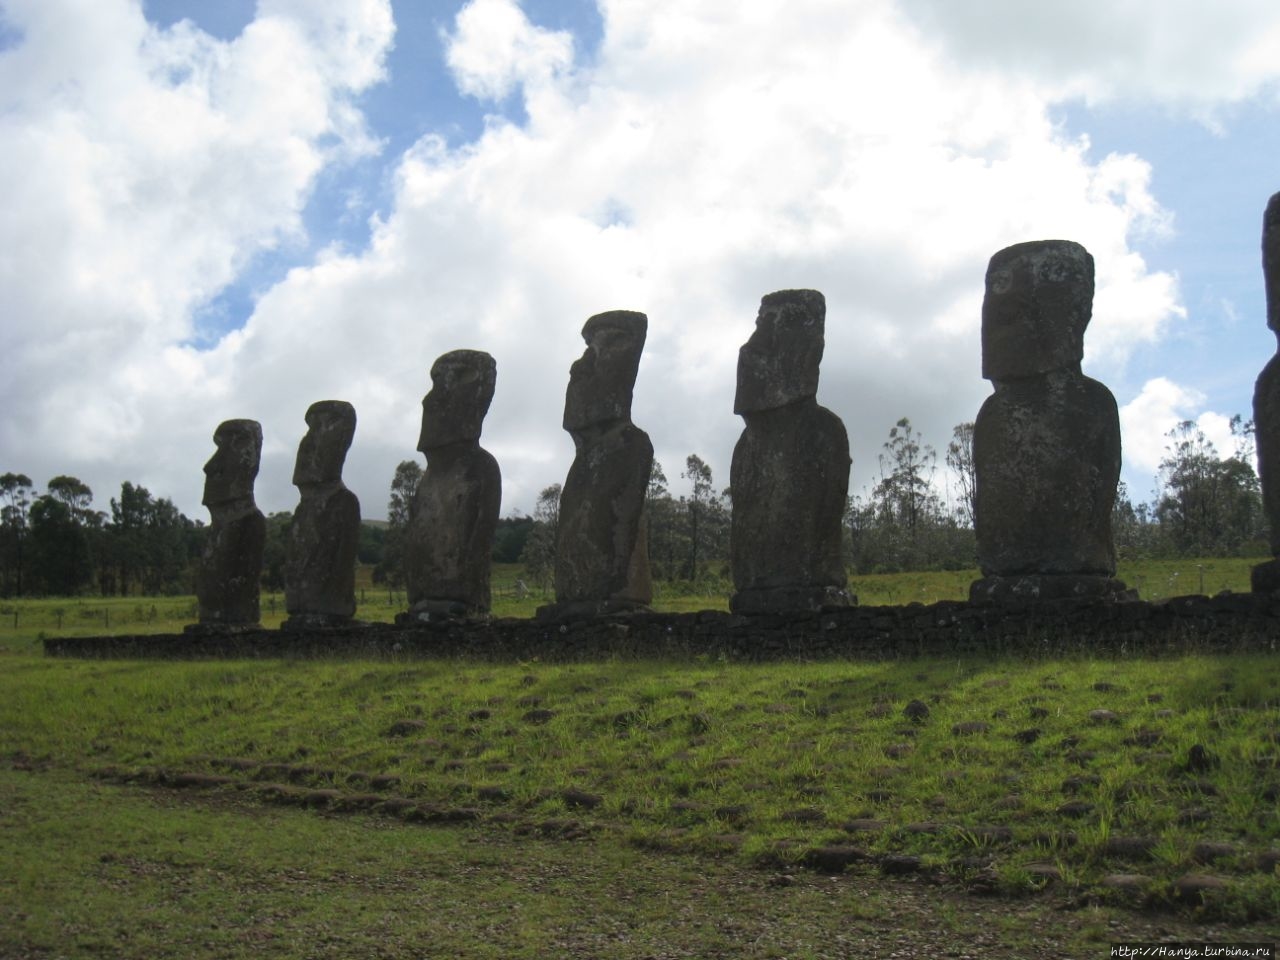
1,0,1278,522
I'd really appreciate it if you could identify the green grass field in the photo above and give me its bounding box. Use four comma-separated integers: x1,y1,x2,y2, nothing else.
2,560,1277,957
3,644,1279,956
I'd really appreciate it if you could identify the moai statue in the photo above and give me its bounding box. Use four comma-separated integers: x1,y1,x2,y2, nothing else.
1251,193,1280,592
190,419,266,631
401,350,501,621
969,240,1129,602
729,289,852,613
537,311,654,620
283,400,361,630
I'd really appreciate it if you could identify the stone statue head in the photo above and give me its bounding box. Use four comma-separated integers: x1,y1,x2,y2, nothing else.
202,419,262,507
292,400,356,487
563,310,647,432
981,240,1093,381
734,289,825,415
418,350,497,452
1265,192,1280,333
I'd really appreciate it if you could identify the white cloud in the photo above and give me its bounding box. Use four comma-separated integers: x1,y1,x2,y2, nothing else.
444,0,573,102
2,0,1279,523
1118,377,1240,484
0,0,393,502
899,0,1280,110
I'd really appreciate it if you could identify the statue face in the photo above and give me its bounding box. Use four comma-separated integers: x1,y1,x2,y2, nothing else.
734,289,824,415
202,419,262,507
563,311,647,432
293,400,356,487
982,240,1093,380
418,350,496,452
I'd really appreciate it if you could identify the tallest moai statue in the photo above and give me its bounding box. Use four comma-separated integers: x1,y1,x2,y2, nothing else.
1251,193,1280,593
969,240,1129,602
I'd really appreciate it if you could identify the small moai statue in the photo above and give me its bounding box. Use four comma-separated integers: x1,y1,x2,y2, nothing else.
283,400,361,630
969,240,1130,602
729,289,852,613
537,311,654,620
1250,193,1280,593
401,350,501,621
189,419,266,631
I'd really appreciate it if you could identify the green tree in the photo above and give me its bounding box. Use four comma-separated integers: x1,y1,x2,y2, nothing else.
518,484,561,593
1112,480,1158,561
0,472,33,596
945,421,976,528
103,481,150,596
876,418,938,534
27,476,99,594
645,460,682,581
357,522,386,566
261,511,293,593
1155,420,1263,555
680,454,728,581
103,482,196,596
376,460,423,587
845,419,974,573
47,475,94,520
492,515,535,563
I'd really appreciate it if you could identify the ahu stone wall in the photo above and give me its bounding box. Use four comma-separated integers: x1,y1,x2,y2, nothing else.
43,592,1280,662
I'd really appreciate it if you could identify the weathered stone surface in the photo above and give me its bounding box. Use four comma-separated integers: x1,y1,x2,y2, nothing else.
1253,193,1280,588
1251,556,1280,594
971,241,1126,603
192,419,265,630
540,311,653,620
903,699,930,722
284,400,361,629
1171,873,1229,903
730,290,852,614
981,241,1093,380
969,574,1130,604
48,590,1280,661
404,350,501,621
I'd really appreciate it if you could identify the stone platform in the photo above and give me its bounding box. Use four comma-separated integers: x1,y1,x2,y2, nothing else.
43,591,1280,662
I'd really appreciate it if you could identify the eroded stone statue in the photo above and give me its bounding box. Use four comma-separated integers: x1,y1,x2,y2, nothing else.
191,419,266,630
729,289,852,613
1251,193,1280,592
970,240,1129,602
283,400,361,629
402,350,501,621
538,311,653,620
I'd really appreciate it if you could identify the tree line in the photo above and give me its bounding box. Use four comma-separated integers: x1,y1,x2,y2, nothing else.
0,474,205,597
1113,416,1265,559
2,413,1265,598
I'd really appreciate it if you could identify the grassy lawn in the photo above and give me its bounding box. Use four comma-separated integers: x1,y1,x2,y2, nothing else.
2,644,1278,957
0,557,1260,650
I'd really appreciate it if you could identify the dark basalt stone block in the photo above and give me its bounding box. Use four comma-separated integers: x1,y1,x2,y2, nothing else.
1254,193,1280,590
404,350,501,621
285,400,361,627
539,311,653,621
191,419,265,629
971,241,1126,602
729,290,852,614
